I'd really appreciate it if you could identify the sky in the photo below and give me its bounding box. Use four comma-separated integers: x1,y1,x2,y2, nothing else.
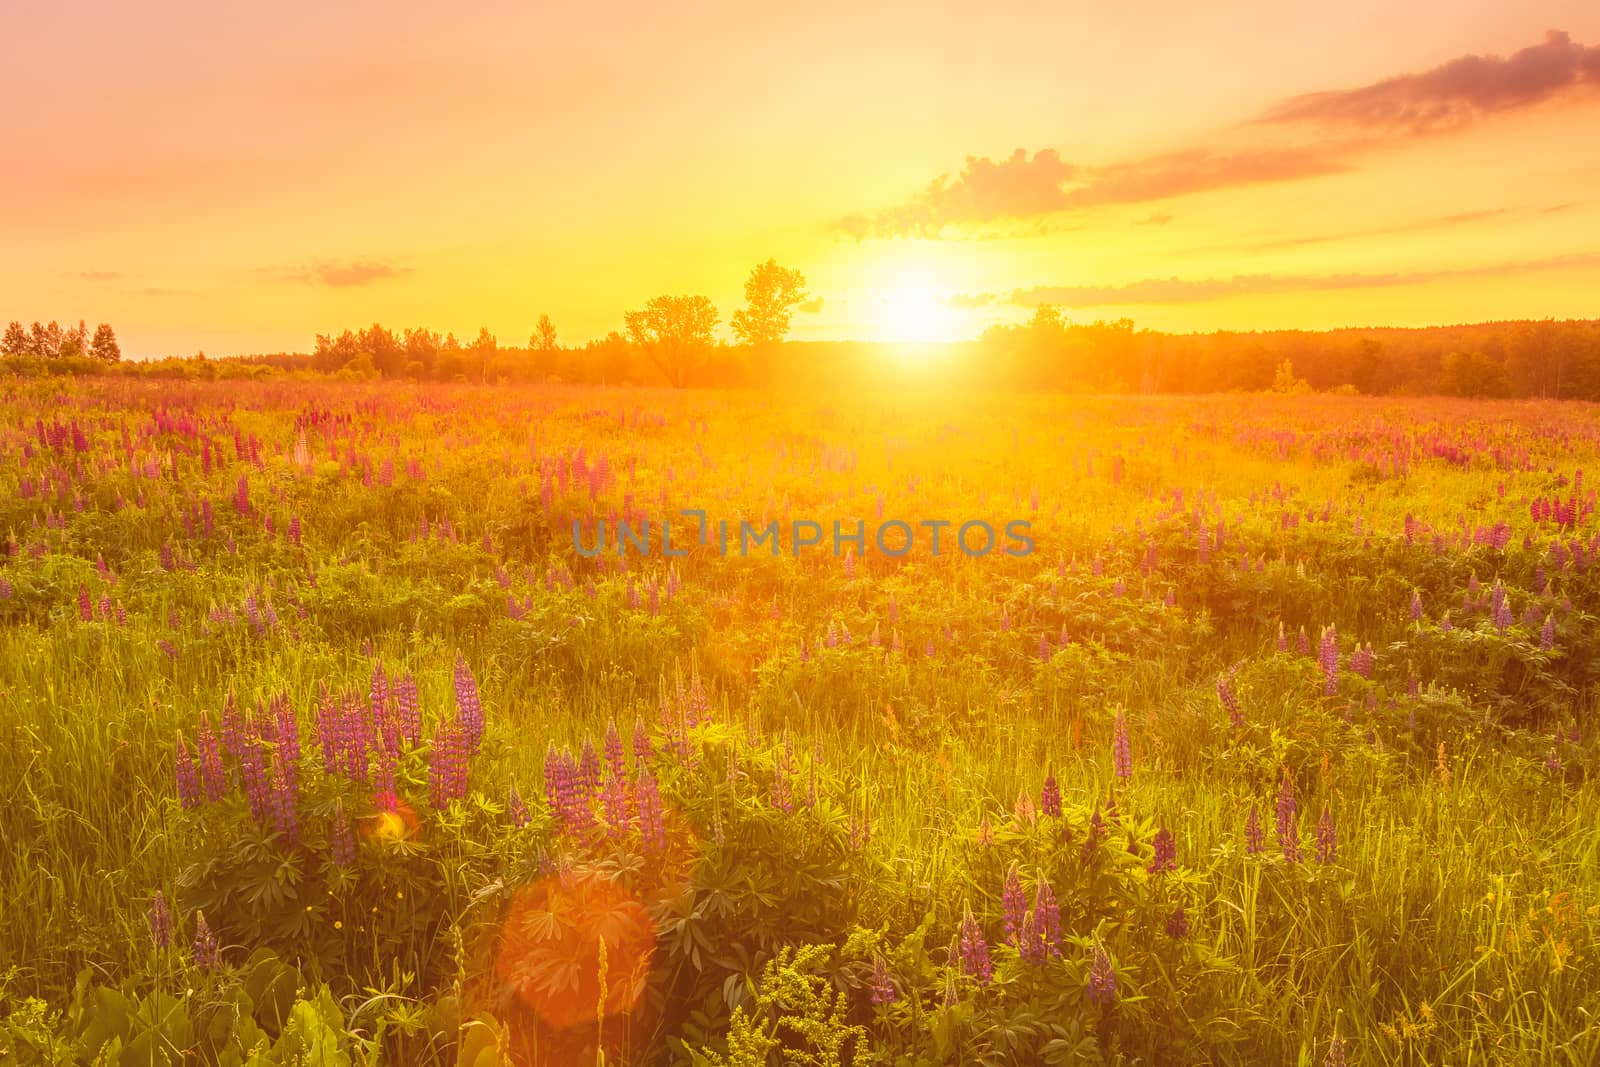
3,1,1599,358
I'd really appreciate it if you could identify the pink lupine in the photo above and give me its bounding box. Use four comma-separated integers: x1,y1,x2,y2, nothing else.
1315,804,1336,864
175,733,201,809
1318,624,1339,695
1086,946,1116,1006
958,904,992,984
1001,865,1026,946
197,717,226,801
1113,708,1132,779
1276,772,1300,864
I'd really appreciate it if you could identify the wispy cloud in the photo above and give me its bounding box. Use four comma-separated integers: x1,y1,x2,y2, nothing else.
1261,29,1600,134
945,292,995,309
275,259,414,288
797,296,824,313
843,30,1599,238
1010,252,1600,307
77,270,121,281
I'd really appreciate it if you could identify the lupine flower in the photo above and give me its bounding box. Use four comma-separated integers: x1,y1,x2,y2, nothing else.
1082,805,1106,859
1544,748,1563,775
1001,865,1026,946
77,585,93,622
149,891,172,948
270,755,299,845
1319,624,1339,695
1275,622,1288,653
1541,613,1556,650
958,904,992,984
1086,946,1116,1006
1276,773,1301,864
1297,627,1310,655
1218,666,1243,729
635,769,666,853
395,672,421,746
1113,708,1132,779
454,654,484,753
631,716,654,767
1165,906,1189,939
428,721,469,810
332,801,357,865
1017,909,1045,965
1316,804,1337,864
603,719,627,780
1148,826,1177,874
175,732,201,809
1325,1032,1347,1067
869,957,898,1004
1245,804,1265,854
771,763,794,814
1040,772,1062,817
1033,876,1061,958
602,772,631,835
1410,590,1423,620
193,911,220,972
578,739,602,802
508,784,530,827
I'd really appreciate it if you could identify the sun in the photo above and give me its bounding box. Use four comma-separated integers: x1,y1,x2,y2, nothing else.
875,275,961,345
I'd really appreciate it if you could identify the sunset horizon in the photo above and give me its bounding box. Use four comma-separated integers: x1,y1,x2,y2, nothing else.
5,3,1600,359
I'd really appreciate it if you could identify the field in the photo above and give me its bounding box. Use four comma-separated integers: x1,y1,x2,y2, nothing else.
2,377,1598,1066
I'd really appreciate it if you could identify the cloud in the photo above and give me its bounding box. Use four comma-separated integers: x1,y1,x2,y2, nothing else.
1135,213,1173,226
1262,30,1600,134
843,30,1598,237
274,259,414,287
1011,252,1600,307
797,296,824,313
77,270,121,281
945,292,996,309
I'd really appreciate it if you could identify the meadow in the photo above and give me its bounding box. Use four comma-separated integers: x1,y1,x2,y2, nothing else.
0,376,1597,1066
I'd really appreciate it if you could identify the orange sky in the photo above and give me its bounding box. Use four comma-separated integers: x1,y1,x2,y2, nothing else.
3,2,1599,357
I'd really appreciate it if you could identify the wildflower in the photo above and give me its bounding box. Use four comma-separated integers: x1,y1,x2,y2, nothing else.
632,716,654,767
1319,624,1339,695
149,891,172,949
1113,708,1132,779
1541,612,1556,650
270,755,299,845
192,911,220,972
1544,748,1563,775
332,801,357,865
869,957,898,1004
1410,590,1423,621
1148,826,1177,874
602,772,631,835
1086,946,1116,1006
1275,622,1288,653
578,739,602,802
635,769,666,853
1245,804,1265,855
1165,905,1189,939
958,904,992,984
454,654,484,753
1325,1032,1347,1067
508,784,530,827
1040,771,1062,817
604,719,627,780
1218,665,1243,728
1001,865,1026,946
175,732,201,809
771,763,794,814
427,721,469,810
1033,876,1061,958
1315,804,1336,864
1276,772,1300,864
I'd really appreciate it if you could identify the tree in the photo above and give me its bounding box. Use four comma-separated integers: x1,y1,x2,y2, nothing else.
1271,358,1311,394
1438,350,1510,397
30,321,64,358
730,260,807,348
2,321,27,356
530,314,558,354
90,323,121,362
469,327,498,382
624,295,719,387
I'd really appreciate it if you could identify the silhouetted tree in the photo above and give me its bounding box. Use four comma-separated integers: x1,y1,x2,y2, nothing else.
2,321,28,355
469,328,498,382
90,323,121,362
731,260,807,352
624,295,718,387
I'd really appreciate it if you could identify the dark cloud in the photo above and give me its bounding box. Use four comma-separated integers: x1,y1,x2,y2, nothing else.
1011,253,1600,307
843,31,1597,237
1263,30,1600,134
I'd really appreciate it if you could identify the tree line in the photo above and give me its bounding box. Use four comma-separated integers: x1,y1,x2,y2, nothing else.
1,320,121,361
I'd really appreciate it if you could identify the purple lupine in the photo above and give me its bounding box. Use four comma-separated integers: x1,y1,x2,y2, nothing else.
370,663,389,723
192,911,220,972
1410,590,1423,621
1033,876,1061,958
1245,804,1265,854
269,755,299,845
1086,946,1116,1006
958,904,992,984
1017,909,1044,965
869,957,898,1004
149,891,173,948
453,654,484,753
1082,804,1106,859
196,717,226,802
332,801,357,866
1040,772,1062,817
602,772,631,835
1315,804,1336,864
604,719,627,780
1297,627,1310,656
1001,865,1026,946
1275,622,1288,653
396,672,421,746
1218,666,1244,728
1349,644,1374,679
771,763,795,814
220,693,245,757
428,721,469,810
175,733,201,809
1148,826,1177,874
1319,625,1339,695
1541,613,1556,650
578,739,602,803
77,585,93,622
1165,906,1189,939
1544,747,1564,775
1113,708,1132,779
632,716,654,767
1276,773,1301,864
635,769,666,853
1325,1032,1347,1067
508,784,530,827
